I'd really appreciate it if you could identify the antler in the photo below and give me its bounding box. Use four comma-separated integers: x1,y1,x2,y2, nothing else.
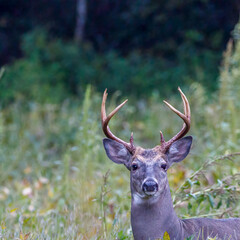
160,87,191,152
101,89,135,153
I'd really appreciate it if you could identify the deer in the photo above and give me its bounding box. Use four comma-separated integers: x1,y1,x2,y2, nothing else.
101,88,240,240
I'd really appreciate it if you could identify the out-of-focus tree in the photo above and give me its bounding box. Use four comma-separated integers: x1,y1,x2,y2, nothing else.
0,0,76,64
86,0,239,55
75,0,87,44
0,0,239,99
0,0,239,64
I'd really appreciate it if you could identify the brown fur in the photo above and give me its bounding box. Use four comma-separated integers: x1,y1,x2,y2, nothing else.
132,146,166,163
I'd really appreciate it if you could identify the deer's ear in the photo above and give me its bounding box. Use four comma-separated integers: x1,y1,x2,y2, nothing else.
167,136,192,166
103,138,132,170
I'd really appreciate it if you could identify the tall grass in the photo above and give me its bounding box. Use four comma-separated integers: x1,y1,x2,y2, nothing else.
1,32,240,239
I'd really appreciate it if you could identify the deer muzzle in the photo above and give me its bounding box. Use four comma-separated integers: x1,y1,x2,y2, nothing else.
142,178,158,195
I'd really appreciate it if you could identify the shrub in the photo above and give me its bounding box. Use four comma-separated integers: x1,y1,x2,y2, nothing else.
1,28,219,104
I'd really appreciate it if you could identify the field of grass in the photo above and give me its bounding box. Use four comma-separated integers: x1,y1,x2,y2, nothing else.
1,41,240,240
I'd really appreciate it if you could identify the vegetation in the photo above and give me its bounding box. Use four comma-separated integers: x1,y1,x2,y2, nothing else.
1,2,240,239
1,25,240,238
0,28,220,104
1,1,238,59
1,1,239,98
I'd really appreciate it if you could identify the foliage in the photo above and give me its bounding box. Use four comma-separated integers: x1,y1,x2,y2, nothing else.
0,29,85,103
1,34,240,239
1,28,220,104
172,23,240,224
1,1,239,96
1,0,239,64
1,19,240,240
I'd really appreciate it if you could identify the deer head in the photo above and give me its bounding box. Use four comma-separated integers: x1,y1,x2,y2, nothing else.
102,88,192,201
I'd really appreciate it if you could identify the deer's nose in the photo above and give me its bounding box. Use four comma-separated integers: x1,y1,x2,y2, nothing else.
142,179,158,193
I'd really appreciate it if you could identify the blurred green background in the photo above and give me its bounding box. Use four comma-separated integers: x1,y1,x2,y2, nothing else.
0,0,239,102
1,1,240,239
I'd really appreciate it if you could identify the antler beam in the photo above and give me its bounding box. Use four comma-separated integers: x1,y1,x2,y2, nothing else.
101,89,135,153
160,87,191,151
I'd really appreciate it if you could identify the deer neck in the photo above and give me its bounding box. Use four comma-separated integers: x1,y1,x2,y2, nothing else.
130,181,183,240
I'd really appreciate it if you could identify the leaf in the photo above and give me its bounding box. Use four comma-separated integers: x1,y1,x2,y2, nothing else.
216,199,222,209
10,208,18,213
19,232,30,240
185,235,195,240
207,193,214,208
19,232,24,240
163,231,170,240
196,194,205,204
24,233,30,240
189,193,197,200
23,217,31,225
1,222,6,230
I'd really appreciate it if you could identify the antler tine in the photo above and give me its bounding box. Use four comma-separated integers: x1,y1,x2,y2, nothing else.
161,87,191,151
101,89,108,125
163,100,189,123
101,89,135,153
178,87,190,118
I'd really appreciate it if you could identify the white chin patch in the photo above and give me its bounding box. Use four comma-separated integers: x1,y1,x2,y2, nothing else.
145,191,156,196
133,193,145,204
132,192,159,205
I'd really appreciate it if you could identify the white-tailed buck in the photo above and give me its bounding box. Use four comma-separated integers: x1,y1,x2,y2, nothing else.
101,88,240,240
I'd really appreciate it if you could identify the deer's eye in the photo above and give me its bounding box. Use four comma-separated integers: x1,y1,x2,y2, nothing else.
161,163,167,170
131,164,138,171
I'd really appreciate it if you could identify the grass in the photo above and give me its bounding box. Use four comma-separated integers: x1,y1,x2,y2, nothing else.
1,37,240,239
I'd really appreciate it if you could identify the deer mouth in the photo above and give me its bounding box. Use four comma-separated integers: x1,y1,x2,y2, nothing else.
144,191,157,196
